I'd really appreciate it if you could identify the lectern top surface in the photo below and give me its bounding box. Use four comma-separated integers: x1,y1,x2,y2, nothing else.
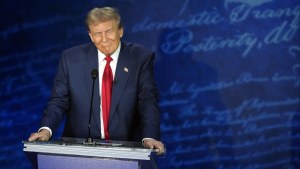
23,137,158,161
23,137,147,150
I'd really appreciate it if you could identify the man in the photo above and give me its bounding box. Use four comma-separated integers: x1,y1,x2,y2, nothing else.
28,7,164,154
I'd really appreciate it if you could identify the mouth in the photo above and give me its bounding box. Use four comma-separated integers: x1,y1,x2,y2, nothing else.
98,41,112,45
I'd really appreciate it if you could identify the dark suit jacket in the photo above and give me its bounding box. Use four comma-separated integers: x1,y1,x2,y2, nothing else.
41,42,160,141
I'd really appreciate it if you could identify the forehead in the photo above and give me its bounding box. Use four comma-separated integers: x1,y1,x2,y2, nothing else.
89,20,117,32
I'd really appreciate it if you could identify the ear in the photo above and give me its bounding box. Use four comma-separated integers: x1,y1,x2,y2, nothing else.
119,27,124,38
88,32,94,42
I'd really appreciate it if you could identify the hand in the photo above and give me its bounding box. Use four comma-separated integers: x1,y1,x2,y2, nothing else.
143,139,165,155
28,129,51,142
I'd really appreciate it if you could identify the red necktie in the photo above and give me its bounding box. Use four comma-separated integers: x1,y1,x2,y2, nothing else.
102,55,113,140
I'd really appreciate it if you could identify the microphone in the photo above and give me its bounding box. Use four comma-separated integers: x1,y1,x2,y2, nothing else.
84,69,98,145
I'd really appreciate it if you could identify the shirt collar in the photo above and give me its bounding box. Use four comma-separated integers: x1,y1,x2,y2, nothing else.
98,42,121,62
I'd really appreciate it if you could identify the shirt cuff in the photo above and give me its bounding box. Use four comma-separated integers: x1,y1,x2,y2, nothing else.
142,138,155,145
38,127,52,138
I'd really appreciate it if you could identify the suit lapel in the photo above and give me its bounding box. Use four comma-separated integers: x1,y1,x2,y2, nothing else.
109,43,132,124
83,44,101,132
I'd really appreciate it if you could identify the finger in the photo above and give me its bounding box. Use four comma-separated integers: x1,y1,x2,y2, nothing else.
143,140,165,155
153,141,163,149
145,142,154,149
153,142,165,155
158,146,165,155
28,133,40,141
38,133,50,141
143,139,155,149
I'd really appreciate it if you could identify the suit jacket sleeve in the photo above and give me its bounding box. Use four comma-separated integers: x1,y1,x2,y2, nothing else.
40,52,70,132
138,52,161,140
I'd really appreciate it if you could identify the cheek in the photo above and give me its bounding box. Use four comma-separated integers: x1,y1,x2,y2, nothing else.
93,37,101,44
108,34,119,40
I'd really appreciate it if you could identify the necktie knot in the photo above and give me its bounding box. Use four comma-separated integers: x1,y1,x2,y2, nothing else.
105,55,113,64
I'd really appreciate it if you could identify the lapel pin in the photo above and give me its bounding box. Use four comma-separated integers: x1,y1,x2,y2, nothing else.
124,67,128,72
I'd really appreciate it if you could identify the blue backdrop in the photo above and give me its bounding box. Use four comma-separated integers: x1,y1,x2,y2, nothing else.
0,0,299,168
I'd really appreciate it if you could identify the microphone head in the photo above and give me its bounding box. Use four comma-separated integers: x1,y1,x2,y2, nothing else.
91,69,98,79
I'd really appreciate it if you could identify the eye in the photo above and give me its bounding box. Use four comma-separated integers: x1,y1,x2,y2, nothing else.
93,32,102,37
107,29,113,35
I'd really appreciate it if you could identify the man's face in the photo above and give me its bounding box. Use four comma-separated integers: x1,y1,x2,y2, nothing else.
88,20,123,55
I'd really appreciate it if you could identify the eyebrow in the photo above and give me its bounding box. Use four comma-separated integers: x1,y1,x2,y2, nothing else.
92,27,114,35
105,28,114,32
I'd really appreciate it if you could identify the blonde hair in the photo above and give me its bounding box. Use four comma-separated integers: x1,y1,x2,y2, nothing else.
85,7,123,31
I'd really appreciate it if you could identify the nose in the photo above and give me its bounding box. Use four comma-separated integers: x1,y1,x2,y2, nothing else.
101,33,108,42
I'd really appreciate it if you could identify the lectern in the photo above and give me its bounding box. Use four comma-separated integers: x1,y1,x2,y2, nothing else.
23,138,159,169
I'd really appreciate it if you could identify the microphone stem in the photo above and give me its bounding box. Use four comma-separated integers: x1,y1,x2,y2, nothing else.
88,77,96,139
84,69,98,145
